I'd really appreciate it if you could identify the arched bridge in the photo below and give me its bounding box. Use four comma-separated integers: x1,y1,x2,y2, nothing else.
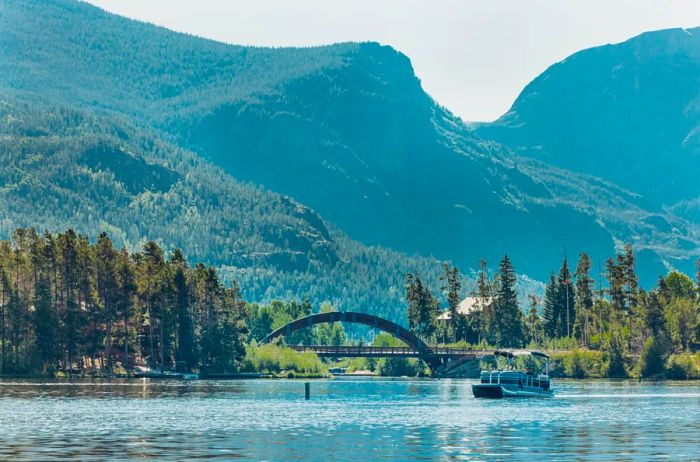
261,311,494,374
262,311,430,351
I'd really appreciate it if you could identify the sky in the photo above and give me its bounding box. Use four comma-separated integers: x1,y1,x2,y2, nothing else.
87,0,700,122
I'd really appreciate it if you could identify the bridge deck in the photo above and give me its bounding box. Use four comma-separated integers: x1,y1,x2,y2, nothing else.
288,345,493,359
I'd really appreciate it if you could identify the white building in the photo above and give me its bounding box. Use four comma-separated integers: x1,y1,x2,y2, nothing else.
436,296,493,321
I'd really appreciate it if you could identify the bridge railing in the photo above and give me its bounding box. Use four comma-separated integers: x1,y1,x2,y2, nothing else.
289,345,422,356
288,345,494,358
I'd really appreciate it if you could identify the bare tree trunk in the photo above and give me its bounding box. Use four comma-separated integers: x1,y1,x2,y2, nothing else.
159,320,164,371
148,304,155,369
105,315,113,372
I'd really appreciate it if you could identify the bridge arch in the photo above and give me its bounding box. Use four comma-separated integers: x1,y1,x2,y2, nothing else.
261,311,431,352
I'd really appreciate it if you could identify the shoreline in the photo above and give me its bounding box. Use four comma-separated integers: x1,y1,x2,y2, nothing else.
1,374,700,382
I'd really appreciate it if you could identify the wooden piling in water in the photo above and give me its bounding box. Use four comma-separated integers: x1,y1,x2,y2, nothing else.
305,382,310,400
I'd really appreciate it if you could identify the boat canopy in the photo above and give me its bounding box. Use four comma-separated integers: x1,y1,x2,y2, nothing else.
494,349,549,359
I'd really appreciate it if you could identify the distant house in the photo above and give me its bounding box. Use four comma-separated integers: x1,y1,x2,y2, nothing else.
436,296,493,321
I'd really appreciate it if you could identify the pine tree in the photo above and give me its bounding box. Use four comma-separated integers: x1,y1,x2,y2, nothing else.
574,253,594,346
406,273,418,332
556,258,575,338
34,273,57,373
543,273,558,338
95,233,118,370
174,262,196,371
525,294,544,346
117,248,136,370
405,273,438,340
621,244,639,350
440,264,461,342
606,258,626,321
475,259,493,344
493,255,524,347
59,229,80,369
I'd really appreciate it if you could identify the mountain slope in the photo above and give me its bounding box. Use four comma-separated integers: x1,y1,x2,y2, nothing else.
0,98,448,322
2,0,698,284
477,27,700,208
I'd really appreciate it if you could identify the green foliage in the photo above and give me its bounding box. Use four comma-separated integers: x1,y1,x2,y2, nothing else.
0,228,247,375
639,337,668,378
3,0,693,291
379,357,421,377
491,255,524,347
246,300,349,346
525,295,544,346
664,297,697,352
406,273,440,340
573,253,594,346
0,99,446,326
664,353,700,380
548,350,605,379
543,273,558,338
242,343,326,376
663,271,695,300
606,326,628,378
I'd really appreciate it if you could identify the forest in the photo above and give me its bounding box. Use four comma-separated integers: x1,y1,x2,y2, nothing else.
400,246,700,379
0,228,248,375
1,227,699,379
0,97,446,325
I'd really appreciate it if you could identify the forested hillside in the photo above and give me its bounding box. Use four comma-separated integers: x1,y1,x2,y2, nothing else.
0,98,446,322
3,0,698,285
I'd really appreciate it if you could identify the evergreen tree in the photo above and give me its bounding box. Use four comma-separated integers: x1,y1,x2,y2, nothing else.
525,294,544,346
59,229,81,369
621,244,639,350
117,248,136,370
574,253,594,346
33,273,57,372
474,259,493,344
492,255,524,347
440,264,461,342
174,262,196,371
606,258,626,321
644,289,666,338
606,324,627,378
405,273,438,340
556,258,575,338
95,233,118,370
543,273,558,338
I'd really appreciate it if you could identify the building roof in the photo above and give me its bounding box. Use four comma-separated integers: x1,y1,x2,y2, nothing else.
436,296,492,320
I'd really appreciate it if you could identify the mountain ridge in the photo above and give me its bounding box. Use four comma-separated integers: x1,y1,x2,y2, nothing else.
2,0,699,287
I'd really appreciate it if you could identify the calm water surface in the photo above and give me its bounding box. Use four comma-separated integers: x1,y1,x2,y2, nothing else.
0,377,699,461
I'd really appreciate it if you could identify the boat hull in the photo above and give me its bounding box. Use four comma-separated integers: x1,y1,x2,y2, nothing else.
472,383,553,399
472,383,505,399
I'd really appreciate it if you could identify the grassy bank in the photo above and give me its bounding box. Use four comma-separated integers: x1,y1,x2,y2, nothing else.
240,343,329,378
545,349,700,379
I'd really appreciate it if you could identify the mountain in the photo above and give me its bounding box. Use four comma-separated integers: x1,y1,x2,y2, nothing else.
2,0,698,287
0,97,449,323
476,27,700,279
478,27,700,208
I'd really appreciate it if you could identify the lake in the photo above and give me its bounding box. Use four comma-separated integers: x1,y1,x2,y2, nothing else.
1,378,699,461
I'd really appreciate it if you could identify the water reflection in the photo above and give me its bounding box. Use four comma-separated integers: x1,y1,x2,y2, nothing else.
0,378,699,460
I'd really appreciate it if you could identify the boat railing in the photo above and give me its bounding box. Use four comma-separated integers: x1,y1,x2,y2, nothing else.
482,370,550,388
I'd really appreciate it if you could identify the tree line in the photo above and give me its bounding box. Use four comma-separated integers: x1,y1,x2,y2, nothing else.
3,225,699,379
0,228,247,375
406,245,700,378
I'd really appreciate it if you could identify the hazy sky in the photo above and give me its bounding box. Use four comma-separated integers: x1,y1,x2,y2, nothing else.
87,0,700,121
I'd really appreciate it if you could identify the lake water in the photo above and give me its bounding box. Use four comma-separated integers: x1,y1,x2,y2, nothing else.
1,378,699,461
